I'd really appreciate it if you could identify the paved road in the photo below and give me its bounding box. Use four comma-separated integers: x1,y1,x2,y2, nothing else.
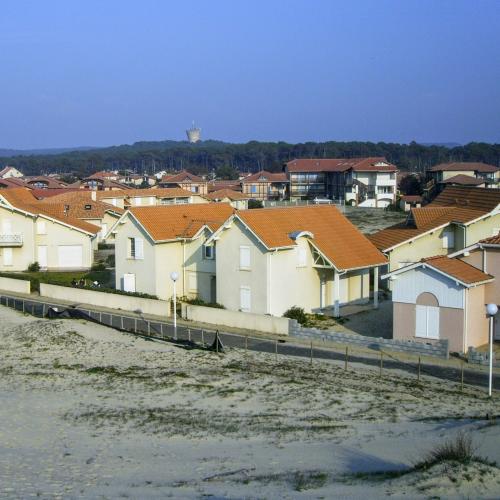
1,293,498,392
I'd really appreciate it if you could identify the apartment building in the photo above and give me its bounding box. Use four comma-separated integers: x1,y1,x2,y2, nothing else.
284,157,397,207
208,205,387,317
427,162,499,191
241,171,289,201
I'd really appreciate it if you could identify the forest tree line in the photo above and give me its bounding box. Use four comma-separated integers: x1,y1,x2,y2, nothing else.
0,139,499,178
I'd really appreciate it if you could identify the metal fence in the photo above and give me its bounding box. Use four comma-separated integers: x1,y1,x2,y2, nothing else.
0,293,497,392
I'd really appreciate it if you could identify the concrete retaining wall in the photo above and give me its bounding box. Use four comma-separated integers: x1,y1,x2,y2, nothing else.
289,321,449,358
182,303,290,336
0,277,31,294
40,283,170,318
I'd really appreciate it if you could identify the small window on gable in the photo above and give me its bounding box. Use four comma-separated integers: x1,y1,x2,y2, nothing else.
84,204,92,210
442,230,455,249
239,246,251,269
36,220,47,235
204,245,215,260
297,246,307,267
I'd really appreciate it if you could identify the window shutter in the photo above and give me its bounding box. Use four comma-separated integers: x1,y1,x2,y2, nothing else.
240,287,251,312
189,272,197,291
135,238,144,259
2,219,12,234
239,246,251,268
3,248,13,266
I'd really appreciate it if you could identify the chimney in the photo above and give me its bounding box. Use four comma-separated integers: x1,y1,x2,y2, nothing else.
91,191,97,201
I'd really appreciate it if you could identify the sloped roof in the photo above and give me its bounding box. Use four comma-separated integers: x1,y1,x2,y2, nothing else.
479,233,500,245
400,195,422,202
285,157,397,173
0,188,100,234
441,174,486,186
369,186,500,252
421,255,493,285
208,180,242,192
161,170,204,183
40,195,125,219
206,189,250,201
237,205,387,271
24,176,68,188
243,170,288,183
123,187,195,199
129,203,234,242
429,162,498,173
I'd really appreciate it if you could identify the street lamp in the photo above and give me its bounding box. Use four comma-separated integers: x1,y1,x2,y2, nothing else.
486,303,498,398
170,271,179,338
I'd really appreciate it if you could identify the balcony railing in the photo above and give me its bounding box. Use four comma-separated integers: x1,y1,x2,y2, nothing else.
0,234,23,246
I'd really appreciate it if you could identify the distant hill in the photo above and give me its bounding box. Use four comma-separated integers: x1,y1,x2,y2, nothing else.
0,146,98,157
0,139,498,177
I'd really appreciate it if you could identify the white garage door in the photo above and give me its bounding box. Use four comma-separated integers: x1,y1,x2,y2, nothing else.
57,245,83,268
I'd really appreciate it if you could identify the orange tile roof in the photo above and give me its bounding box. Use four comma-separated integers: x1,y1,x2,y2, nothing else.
129,203,234,242
122,187,195,198
206,189,250,201
369,186,500,251
429,162,498,173
480,233,500,245
0,188,100,234
422,255,493,285
237,205,387,270
41,196,124,219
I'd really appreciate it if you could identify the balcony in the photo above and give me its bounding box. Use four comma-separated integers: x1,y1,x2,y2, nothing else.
0,234,23,246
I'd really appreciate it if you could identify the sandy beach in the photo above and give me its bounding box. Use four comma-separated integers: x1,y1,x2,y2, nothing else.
1,306,499,499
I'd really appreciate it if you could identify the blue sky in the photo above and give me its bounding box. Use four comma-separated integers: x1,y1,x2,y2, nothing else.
1,0,499,148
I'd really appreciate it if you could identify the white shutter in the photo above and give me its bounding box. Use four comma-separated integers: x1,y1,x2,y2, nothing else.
149,197,155,205
3,248,12,266
100,223,107,239
240,286,251,312
188,272,197,291
123,273,136,292
427,306,440,339
135,238,144,259
442,230,455,249
37,245,48,268
135,198,142,206
239,246,250,269
416,305,427,337
2,219,12,234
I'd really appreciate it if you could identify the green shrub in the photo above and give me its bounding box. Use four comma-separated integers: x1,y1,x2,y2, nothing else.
183,297,225,309
248,199,263,209
106,254,115,267
283,306,308,325
91,261,106,271
27,262,40,272
97,242,114,250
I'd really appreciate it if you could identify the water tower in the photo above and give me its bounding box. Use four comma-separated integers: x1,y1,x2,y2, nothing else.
186,121,201,143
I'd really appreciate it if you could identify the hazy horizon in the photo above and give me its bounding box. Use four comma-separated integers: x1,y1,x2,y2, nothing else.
1,0,499,149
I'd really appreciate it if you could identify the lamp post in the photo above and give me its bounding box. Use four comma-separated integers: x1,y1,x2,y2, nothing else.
170,271,179,338
486,303,498,398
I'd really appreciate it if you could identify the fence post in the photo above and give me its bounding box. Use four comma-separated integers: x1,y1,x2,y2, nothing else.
379,351,383,378
188,328,191,342
99,311,102,324
310,341,313,365
121,316,124,330
147,321,151,336
216,332,219,354
461,360,464,392
417,356,421,383
201,329,205,346
245,335,248,356
22,300,25,314
42,303,45,317
275,340,278,362
160,323,164,337
345,346,348,371
134,318,137,333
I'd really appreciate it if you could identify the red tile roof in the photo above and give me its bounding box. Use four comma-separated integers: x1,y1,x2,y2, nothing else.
161,170,205,183
479,233,500,245
237,205,387,270
242,170,288,183
441,174,486,186
429,162,498,173
206,189,250,201
285,157,397,173
129,203,234,242
400,195,422,202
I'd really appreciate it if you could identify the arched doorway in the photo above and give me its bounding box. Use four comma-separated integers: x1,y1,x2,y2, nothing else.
416,292,440,339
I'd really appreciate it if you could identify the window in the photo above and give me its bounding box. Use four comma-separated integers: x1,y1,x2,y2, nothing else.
135,198,142,206
442,230,455,249
188,272,197,292
128,237,144,259
111,199,117,206
203,245,215,259
149,197,155,205
84,204,92,210
416,305,439,339
297,246,307,267
2,218,12,234
240,286,251,312
191,186,199,193
250,185,257,194
36,220,46,235
239,246,250,269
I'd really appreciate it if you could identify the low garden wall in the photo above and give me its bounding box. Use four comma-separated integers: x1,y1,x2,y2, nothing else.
181,303,290,336
289,321,449,359
39,283,170,318
0,276,31,294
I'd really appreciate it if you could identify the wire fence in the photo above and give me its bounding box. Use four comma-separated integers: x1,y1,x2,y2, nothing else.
0,293,497,393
